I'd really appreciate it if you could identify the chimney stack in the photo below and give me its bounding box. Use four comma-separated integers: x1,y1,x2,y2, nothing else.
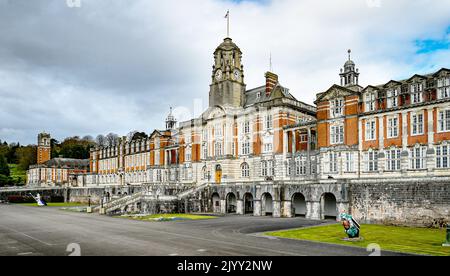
265,72,278,97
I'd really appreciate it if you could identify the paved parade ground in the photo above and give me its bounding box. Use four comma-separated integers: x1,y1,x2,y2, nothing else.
0,204,407,256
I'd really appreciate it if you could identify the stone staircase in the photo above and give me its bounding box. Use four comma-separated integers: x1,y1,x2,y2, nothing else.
93,191,145,214
93,183,211,215
176,183,210,200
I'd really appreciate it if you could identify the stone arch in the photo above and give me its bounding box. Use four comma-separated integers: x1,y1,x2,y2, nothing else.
292,193,307,217
321,193,338,220
226,192,237,214
243,192,254,215
261,192,273,216
211,192,221,213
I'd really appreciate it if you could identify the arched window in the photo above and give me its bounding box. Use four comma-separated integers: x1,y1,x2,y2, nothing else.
241,163,250,178
202,166,208,180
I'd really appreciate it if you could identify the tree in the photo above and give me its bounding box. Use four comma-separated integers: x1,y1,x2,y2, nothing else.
16,146,37,171
132,132,148,141
106,133,119,147
126,131,138,142
95,135,107,147
0,154,10,177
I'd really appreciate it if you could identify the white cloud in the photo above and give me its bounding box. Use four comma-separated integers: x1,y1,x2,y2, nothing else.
0,0,449,144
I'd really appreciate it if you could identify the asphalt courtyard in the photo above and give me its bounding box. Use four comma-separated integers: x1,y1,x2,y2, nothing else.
0,204,407,256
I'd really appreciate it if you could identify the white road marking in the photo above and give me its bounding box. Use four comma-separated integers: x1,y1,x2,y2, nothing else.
169,253,179,256
17,252,33,256
197,249,207,252
0,225,53,246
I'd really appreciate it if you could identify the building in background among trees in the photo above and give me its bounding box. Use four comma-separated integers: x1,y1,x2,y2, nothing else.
27,133,90,187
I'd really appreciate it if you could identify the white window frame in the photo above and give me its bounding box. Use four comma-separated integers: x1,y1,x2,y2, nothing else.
241,139,250,156
387,116,399,139
365,119,376,141
345,152,354,173
438,109,450,133
244,121,251,134
411,112,424,136
365,92,376,112
437,77,450,99
328,152,338,173
436,144,450,169
410,146,427,170
330,123,344,145
264,114,273,130
330,98,344,118
387,88,399,108
295,157,307,176
410,83,424,104
185,146,192,162
364,150,378,172
241,163,250,178
214,141,223,157
385,148,401,171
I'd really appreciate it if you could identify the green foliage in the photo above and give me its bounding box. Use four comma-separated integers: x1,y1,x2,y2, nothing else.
8,164,27,185
0,154,10,176
16,146,37,171
266,223,450,256
51,136,95,159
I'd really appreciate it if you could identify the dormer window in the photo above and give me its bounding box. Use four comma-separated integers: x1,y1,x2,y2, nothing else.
256,92,261,99
365,92,376,112
330,98,344,118
411,82,424,104
437,77,450,99
387,88,399,108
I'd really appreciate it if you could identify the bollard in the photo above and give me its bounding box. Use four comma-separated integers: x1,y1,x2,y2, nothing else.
443,224,450,247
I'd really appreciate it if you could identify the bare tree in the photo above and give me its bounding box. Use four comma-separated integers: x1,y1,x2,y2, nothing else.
106,133,119,147
95,134,107,147
126,131,138,142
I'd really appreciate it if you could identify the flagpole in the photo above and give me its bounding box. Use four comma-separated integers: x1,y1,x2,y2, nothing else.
227,13,229,37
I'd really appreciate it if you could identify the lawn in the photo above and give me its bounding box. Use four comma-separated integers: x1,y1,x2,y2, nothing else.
266,224,450,256
18,202,88,208
8,164,27,184
119,214,217,222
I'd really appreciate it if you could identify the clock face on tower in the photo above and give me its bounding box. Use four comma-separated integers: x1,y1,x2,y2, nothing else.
215,70,223,81
234,69,240,81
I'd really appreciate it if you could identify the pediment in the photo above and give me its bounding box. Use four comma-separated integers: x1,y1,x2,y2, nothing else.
362,85,380,93
149,130,162,140
407,74,428,83
384,80,402,88
203,106,227,120
316,85,357,102
433,68,450,78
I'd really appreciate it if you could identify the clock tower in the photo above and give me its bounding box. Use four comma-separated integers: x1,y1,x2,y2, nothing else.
209,37,246,108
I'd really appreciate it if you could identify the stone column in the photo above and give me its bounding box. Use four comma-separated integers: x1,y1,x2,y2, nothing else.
253,200,262,217
307,127,312,176
427,108,435,146
236,199,244,215
307,201,321,220
282,200,293,218
273,200,281,218
378,115,385,150
292,130,297,156
220,199,226,214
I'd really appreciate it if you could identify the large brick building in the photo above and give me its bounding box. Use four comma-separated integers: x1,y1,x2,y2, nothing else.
27,36,449,225
27,133,89,187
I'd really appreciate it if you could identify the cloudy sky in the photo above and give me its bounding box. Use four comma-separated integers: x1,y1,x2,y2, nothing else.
0,0,449,145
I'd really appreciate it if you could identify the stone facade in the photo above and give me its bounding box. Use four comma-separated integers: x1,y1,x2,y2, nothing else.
22,36,450,226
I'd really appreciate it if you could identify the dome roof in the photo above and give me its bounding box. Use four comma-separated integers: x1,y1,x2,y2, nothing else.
215,38,241,52
345,59,355,67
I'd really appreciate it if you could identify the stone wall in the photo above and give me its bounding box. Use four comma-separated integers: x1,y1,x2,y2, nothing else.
349,177,450,227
